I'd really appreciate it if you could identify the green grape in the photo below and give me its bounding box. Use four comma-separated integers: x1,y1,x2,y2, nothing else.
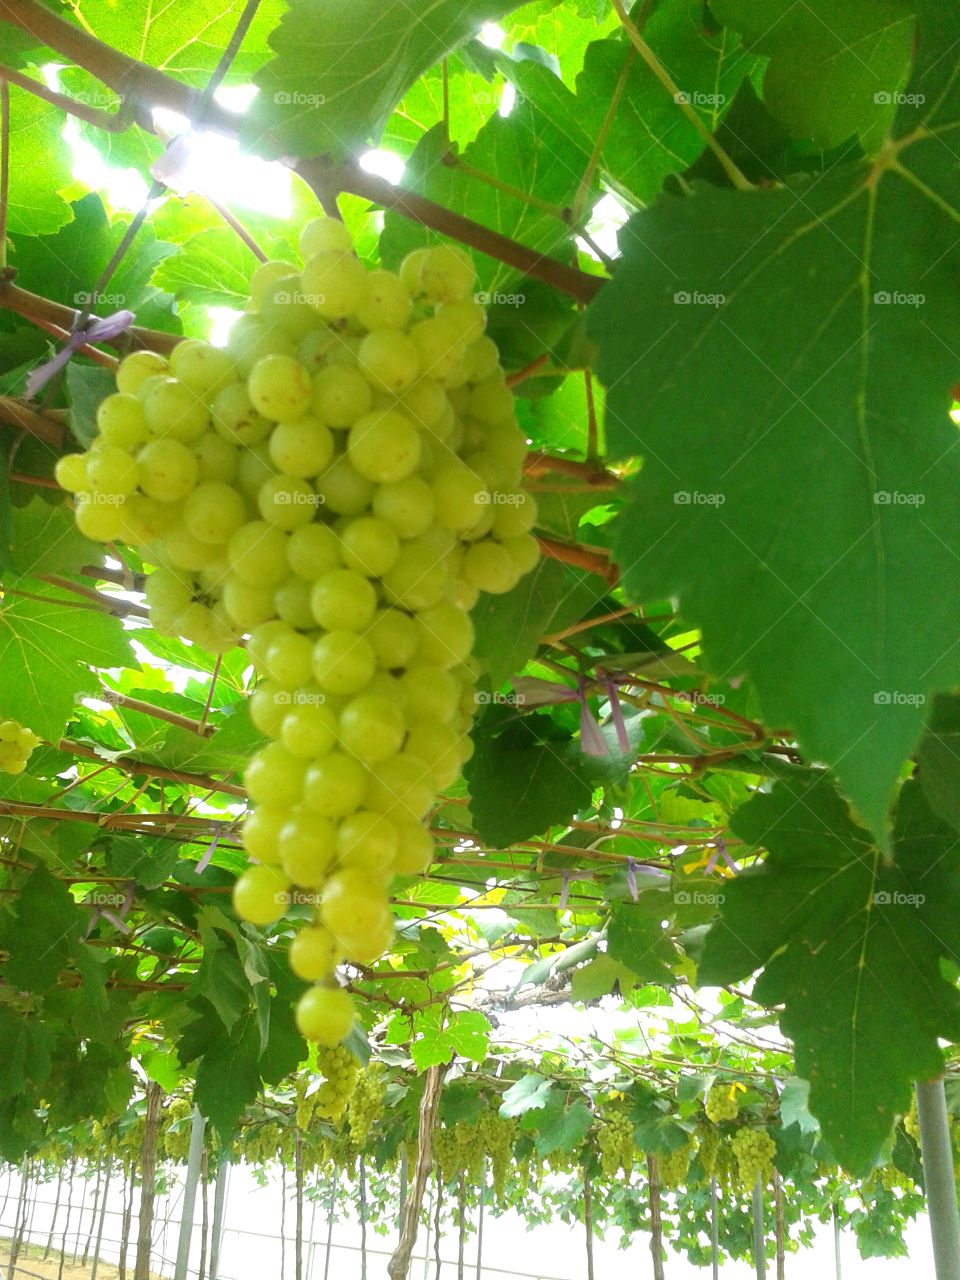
348,410,421,483
182,481,246,545
287,522,342,580
371,476,435,537
169,339,236,395
300,250,369,320
366,753,435,821
228,314,298,376
86,445,140,496
275,572,317,629
116,350,169,395
659,1140,696,1189
245,743,306,807
338,693,405,763
138,438,200,502
75,493,125,541
260,275,325,340
462,540,519,594
295,984,355,1045
340,516,400,577
310,569,378,632
358,329,421,393
313,1045,360,1124
313,453,375,516
248,354,314,421
303,751,368,817
242,806,287,864
55,453,90,493
365,608,419,668
265,630,316,688
300,216,354,259
0,719,40,775
336,809,399,873
221,575,277,629
419,244,475,303
415,603,474,666
233,864,290,925
279,810,337,887
432,465,489,532
356,270,411,330
399,664,459,723
250,258,300,309
143,378,210,441
97,393,149,449
227,521,290,587
258,475,320,529
392,820,434,874
311,364,373,427
289,923,338,981
193,431,239,484
381,544,448,610
212,382,273,446
312,631,377,696
268,415,335,477
410,316,466,383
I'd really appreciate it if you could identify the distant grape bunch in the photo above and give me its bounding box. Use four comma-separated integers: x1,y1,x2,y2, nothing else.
704,1082,740,1123
730,1126,776,1188
59,219,540,1047
0,719,41,774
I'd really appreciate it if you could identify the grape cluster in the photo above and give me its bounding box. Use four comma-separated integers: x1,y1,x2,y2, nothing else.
596,1110,635,1176
347,1063,386,1146
0,719,41,774
658,1139,696,1189
730,1127,776,1188
704,1082,740,1123
696,1124,720,1179
311,1044,359,1124
60,218,541,1046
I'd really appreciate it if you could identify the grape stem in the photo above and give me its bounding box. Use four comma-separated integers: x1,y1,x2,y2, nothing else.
57,738,245,796
536,534,619,585
0,277,182,353
0,0,604,303
0,395,66,447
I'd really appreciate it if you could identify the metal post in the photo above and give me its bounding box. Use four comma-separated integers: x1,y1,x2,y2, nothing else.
916,1079,960,1280
173,1106,207,1280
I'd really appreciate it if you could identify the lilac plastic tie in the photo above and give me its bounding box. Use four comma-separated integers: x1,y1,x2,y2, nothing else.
704,837,740,875
604,677,631,755
578,677,608,757
625,858,640,902
25,309,135,398
558,868,592,909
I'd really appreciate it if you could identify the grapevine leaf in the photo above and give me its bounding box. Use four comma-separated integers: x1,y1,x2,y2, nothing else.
0,587,133,742
67,364,116,449
531,1092,593,1156
0,1010,52,1094
408,1008,491,1070
66,0,287,85
4,84,74,235
606,899,677,984
7,497,97,579
152,230,261,309
571,954,638,1001
589,118,960,838
700,774,960,1171
0,865,84,993
192,922,253,1034
712,0,914,148
246,0,528,157
779,1078,820,1136
499,1073,555,1117
465,710,593,846
916,697,960,835
191,1014,262,1138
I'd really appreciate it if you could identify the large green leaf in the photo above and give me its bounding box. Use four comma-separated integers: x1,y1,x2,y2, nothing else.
67,0,286,84
0,864,84,993
5,84,75,235
503,1,756,207
712,0,914,148
465,709,593,846
588,100,960,839
152,229,261,309
700,774,960,1171
247,0,529,157
0,585,134,741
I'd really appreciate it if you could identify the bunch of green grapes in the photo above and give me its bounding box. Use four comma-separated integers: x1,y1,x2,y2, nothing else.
697,1124,720,1179
347,1062,386,1146
0,719,41,774
476,1111,518,1197
311,1044,359,1124
658,1139,696,1189
433,1123,477,1183
596,1111,636,1176
730,1127,776,1188
61,219,540,1049
160,1098,194,1163
705,1082,740,1123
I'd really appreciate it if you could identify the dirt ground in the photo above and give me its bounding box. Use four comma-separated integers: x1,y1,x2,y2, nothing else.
0,1240,162,1280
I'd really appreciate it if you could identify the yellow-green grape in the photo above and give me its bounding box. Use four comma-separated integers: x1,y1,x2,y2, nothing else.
705,1083,740,1123
596,1111,635,1177
0,719,41,775
312,1044,360,1124
347,1063,386,1147
659,1140,696,1189
730,1127,777,1189
59,219,543,1052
